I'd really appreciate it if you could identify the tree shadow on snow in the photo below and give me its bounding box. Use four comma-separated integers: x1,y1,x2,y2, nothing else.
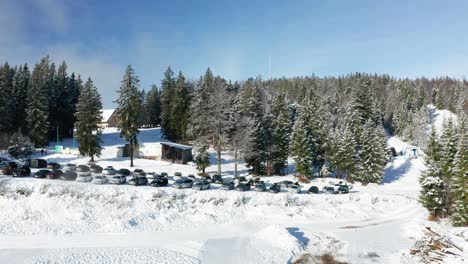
381,158,413,184
286,227,310,245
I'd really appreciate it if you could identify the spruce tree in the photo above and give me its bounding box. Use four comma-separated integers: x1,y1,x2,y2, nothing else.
355,122,387,184
27,57,51,147
189,70,213,174
290,108,312,177
12,64,30,133
0,62,15,134
115,65,143,167
451,115,467,226
270,93,291,174
146,84,162,127
420,125,446,218
160,67,176,140
171,71,191,141
74,78,103,161
440,118,458,212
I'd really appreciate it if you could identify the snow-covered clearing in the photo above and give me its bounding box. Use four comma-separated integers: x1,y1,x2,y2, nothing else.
0,124,466,263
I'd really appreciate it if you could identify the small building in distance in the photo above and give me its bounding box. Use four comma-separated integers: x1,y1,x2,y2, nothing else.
99,109,118,128
160,142,192,164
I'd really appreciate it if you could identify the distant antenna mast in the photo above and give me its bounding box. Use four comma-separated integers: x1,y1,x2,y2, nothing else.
268,55,272,79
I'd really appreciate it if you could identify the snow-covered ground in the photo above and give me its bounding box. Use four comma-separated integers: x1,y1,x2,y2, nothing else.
0,116,466,263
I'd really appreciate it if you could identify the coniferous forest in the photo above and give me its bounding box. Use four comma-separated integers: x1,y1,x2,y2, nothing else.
0,56,467,225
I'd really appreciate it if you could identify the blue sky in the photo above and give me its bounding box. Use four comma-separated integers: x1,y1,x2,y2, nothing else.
1,0,467,107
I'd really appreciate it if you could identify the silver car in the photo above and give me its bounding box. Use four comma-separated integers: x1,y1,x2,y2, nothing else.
193,180,210,190
63,163,77,171
92,175,108,184
109,174,126,184
173,178,193,189
289,184,301,194
76,172,93,182
102,166,117,176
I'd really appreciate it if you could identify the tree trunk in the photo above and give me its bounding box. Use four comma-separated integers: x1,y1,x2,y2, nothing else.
217,147,221,174
130,142,134,167
90,155,94,162
234,145,238,178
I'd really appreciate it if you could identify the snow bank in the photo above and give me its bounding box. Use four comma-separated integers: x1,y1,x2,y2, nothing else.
428,104,458,136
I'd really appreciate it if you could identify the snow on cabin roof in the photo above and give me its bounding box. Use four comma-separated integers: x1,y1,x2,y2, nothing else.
101,109,116,122
160,142,192,150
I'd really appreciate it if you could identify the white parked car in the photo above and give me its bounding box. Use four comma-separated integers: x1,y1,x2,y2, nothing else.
109,174,126,184
92,175,108,184
76,173,93,182
102,166,117,176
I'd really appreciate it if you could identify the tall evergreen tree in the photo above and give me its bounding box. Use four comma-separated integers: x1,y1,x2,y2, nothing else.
290,108,312,176
451,115,467,226
75,78,103,161
0,62,15,134
270,92,291,174
11,64,30,133
160,67,176,140
115,65,143,167
145,84,162,127
171,71,191,141
27,57,51,147
420,125,446,218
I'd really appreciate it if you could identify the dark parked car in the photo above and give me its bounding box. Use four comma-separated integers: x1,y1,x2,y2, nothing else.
193,179,211,190
160,172,168,177
279,180,295,188
201,175,212,183
12,166,31,177
133,169,146,176
60,170,78,181
150,177,168,187
307,186,320,194
254,182,266,192
173,179,194,189
47,162,61,170
34,169,51,178
47,169,64,179
235,183,251,192
1,162,18,175
128,175,148,186
337,185,349,194
90,164,103,173
77,165,90,172
116,168,131,176
23,159,47,168
323,186,337,194
212,173,223,184
188,174,196,179
221,181,235,190
269,183,281,193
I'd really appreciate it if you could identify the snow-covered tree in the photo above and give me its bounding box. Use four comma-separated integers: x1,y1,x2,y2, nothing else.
270,92,291,174
420,125,446,218
74,78,103,161
115,65,143,167
451,115,467,226
27,57,51,147
290,109,312,177
354,121,387,184
145,84,162,127
330,124,357,179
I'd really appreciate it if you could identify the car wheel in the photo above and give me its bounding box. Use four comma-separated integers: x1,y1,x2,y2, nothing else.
178,186,182,189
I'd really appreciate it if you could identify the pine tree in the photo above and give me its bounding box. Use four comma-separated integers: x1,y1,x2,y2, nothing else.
146,84,162,127
171,71,191,141
115,65,143,167
0,62,15,134
11,64,30,133
188,69,215,174
75,78,103,161
330,124,357,179
240,78,266,175
355,121,387,184
27,57,51,147
420,125,446,218
290,108,312,177
439,118,458,212
270,92,291,175
451,115,467,226
160,67,176,140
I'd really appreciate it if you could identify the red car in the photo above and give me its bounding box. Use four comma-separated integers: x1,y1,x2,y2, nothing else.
46,169,63,179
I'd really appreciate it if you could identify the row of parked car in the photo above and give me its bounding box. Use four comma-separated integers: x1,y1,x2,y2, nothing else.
0,158,352,194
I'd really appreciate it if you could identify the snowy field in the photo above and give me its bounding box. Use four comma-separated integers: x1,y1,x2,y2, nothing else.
0,111,466,263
